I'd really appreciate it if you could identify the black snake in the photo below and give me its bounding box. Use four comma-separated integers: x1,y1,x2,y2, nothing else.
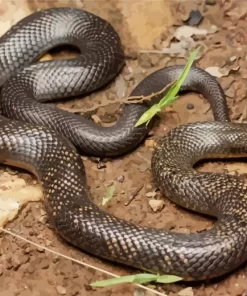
0,7,247,281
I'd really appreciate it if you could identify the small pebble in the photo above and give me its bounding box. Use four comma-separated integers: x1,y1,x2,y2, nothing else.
38,215,48,224
97,162,106,169
146,191,157,198
187,103,194,110
40,209,46,216
230,55,237,62
28,230,35,236
37,246,45,252
52,256,60,264
91,114,101,124
24,247,31,254
117,175,125,183
149,199,165,212
56,285,67,295
185,10,203,26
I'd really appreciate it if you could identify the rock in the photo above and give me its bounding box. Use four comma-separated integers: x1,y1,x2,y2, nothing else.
36,246,45,252
56,285,67,295
185,10,203,26
38,215,47,224
117,175,125,183
149,199,165,212
91,114,101,124
205,66,227,78
175,26,208,41
52,256,60,264
24,247,31,254
230,55,237,62
186,103,194,110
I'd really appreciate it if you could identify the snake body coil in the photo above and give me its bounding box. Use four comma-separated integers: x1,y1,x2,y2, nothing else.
0,7,246,281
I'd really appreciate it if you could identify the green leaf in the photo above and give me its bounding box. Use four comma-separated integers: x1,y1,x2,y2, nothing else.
101,182,116,206
157,275,183,284
134,104,161,127
90,273,183,288
158,48,199,109
90,274,157,287
135,48,199,127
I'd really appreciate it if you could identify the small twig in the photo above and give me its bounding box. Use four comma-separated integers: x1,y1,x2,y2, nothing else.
58,81,175,114
125,185,144,206
125,81,174,104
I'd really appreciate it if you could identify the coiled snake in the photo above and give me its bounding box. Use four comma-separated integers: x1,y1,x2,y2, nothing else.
0,7,247,281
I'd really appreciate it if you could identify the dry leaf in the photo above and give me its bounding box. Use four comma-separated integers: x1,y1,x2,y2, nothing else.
175,26,208,40
205,66,240,78
0,174,42,227
205,66,229,78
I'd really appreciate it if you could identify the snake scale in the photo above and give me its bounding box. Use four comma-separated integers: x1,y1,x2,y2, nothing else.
0,7,246,281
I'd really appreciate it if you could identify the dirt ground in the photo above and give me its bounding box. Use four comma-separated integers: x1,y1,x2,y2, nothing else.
1,0,247,295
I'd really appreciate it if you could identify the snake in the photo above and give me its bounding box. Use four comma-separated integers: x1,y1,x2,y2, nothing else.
0,7,246,281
